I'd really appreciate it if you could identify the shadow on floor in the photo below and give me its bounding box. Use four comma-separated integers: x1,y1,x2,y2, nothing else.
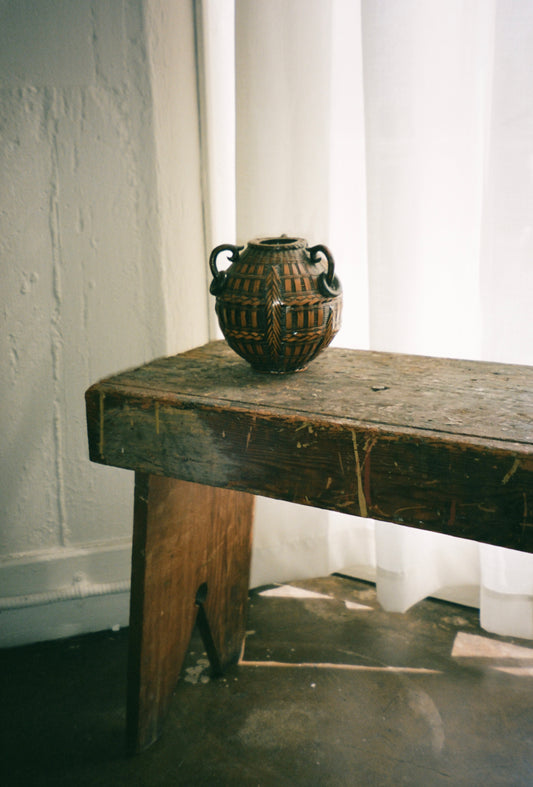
1,575,532,786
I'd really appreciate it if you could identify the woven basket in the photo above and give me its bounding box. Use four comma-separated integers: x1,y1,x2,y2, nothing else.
209,236,342,373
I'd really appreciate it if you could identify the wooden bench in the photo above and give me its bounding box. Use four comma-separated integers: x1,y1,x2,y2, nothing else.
85,340,533,752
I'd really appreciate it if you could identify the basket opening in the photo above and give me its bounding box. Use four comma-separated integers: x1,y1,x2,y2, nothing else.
259,237,298,245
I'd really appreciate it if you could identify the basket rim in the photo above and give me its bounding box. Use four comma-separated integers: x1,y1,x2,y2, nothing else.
247,236,307,250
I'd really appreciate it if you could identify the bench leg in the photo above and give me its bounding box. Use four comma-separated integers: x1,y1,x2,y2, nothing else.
126,472,254,753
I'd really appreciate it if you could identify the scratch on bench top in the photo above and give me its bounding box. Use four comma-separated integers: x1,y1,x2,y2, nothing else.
502,458,520,485
363,436,377,509
351,430,368,518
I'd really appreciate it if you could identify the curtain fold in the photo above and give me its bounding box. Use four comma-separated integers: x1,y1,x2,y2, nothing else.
201,0,533,638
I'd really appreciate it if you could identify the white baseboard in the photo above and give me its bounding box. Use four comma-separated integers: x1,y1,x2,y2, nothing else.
0,541,132,648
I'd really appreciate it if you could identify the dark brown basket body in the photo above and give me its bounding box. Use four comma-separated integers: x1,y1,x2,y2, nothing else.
211,237,342,372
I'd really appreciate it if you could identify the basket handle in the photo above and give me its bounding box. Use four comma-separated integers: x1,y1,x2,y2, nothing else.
209,244,243,295
308,244,342,297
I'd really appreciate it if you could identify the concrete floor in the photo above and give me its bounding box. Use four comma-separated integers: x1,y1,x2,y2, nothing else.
1,575,532,786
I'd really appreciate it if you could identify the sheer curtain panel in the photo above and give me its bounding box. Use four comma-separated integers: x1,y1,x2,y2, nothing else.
194,0,533,639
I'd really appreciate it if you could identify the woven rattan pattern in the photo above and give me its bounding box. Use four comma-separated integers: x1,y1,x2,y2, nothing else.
213,239,342,373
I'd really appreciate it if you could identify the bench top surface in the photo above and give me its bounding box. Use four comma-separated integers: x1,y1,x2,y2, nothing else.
90,340,533,452
86,341,533,552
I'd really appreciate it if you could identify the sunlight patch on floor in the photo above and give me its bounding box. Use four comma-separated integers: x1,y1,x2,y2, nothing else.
239,659,440,674
344,599,373,611
258,585,333,600
451,631,533,676
258,584,373,610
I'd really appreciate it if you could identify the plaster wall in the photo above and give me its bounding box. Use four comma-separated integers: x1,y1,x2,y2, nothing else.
0,0,208,645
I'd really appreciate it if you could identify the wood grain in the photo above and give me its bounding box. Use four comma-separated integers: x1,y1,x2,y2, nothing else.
126,473,253,753
86,341,533,553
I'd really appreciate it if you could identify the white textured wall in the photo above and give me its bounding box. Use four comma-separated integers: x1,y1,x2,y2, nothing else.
0,0,208,645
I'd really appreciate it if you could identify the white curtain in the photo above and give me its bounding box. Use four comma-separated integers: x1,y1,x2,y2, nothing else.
196,0,533,639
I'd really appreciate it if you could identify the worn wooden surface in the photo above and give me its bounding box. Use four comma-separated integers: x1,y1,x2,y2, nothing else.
87,340,533,553
126,473,253,753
